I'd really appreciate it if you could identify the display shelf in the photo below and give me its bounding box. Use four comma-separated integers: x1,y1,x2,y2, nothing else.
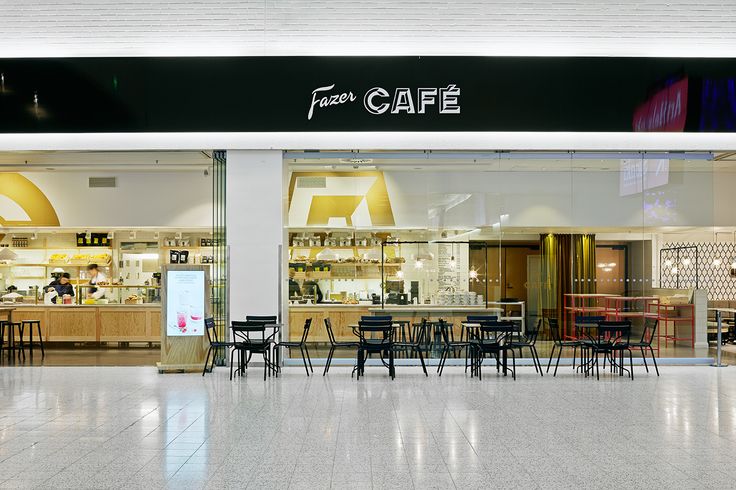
604,296,660,321
650,302,695,350
564,293,618,339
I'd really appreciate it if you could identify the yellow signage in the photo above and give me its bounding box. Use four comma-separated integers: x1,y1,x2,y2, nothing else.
0,173,60,227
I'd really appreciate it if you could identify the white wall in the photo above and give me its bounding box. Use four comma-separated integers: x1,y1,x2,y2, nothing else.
19,171,212,228
226,151,286,325
2,1,735,57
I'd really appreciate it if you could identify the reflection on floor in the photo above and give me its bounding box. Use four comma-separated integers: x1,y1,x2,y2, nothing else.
0,365,735,489
0,344,161,367
0,340,730,368
297,340,729,364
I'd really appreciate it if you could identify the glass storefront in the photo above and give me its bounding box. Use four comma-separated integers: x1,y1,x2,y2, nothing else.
285,150,732,361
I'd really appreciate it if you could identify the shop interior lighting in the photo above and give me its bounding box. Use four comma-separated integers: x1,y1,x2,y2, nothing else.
682,258,691,266
414,258,424,269
713,258,722,267
396,270,404,279
608,262,616,267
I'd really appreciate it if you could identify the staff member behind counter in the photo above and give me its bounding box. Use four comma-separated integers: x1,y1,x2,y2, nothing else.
46,272,75,304
86,263,108,299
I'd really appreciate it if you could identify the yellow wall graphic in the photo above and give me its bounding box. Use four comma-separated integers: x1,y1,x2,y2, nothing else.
288,171,395,226
0,173,60,227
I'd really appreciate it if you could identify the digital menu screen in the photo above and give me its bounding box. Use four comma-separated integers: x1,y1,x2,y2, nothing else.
166,270,205,336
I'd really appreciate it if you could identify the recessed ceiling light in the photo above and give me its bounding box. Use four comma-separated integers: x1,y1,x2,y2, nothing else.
45,167,55,171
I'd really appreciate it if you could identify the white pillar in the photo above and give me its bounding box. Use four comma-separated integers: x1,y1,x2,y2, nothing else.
226,150,287,331
693,289,708,349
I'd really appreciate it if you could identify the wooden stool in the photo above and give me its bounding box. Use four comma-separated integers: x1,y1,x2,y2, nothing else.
21,320,44,357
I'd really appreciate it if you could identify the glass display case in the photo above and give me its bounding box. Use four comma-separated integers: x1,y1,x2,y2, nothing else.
76,284,161,305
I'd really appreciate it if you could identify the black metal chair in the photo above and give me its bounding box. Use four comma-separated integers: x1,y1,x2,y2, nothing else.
230,321,278,380
243,315,278,369
393,318,429,376
276,318,313,376
585,320,633,380
469,320,516,380
203,317,235,376
546,318,581,376
356,320,395,380
629,318,659,376
437,319,470,376
464,315,498,342
508,318,543,377
323,318,359,376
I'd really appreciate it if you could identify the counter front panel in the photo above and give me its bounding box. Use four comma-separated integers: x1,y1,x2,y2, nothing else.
288,305,505,342
7,305,161,343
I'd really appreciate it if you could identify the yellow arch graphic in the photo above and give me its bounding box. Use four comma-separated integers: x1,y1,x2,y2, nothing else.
0,173,60,227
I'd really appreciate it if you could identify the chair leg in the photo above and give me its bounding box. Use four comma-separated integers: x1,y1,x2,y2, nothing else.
418,348,428,377
202,347,212,376
532,346,543,377
299,346,310,376
640,347,649,372
304,344,314,373
649,346,660,376
547,344,556,373
211,348,218,373
629,349,634,380
229,349,235,380
554,346,563,377
596,352,600,381
263,350,268,381
323,346,335,376
528,347,538,373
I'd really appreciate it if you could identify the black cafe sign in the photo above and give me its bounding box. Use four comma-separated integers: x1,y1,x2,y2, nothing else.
0,56,733,133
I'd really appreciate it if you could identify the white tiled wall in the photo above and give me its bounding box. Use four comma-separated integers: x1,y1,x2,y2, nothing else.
1,0,735,57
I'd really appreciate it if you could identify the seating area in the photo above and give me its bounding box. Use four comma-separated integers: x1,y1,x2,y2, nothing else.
203,314,661,381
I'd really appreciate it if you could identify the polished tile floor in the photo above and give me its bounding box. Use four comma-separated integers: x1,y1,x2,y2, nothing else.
1,365,736,489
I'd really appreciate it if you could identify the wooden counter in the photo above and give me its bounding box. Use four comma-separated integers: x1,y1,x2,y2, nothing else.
9,305,161,343
289,304,506,342
289,304,371,341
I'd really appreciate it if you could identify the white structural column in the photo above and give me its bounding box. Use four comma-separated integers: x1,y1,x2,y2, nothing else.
226,150,287,331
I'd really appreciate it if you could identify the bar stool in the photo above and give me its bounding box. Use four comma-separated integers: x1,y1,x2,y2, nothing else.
21,320,44,357
1,321,25,357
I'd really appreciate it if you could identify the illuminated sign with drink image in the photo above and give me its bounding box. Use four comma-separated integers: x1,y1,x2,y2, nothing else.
166,270,205,337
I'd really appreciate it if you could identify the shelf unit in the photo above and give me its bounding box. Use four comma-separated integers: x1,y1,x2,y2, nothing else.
604,296,660,320
650,302,695,350
488,301,526,333
564,293,618,339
